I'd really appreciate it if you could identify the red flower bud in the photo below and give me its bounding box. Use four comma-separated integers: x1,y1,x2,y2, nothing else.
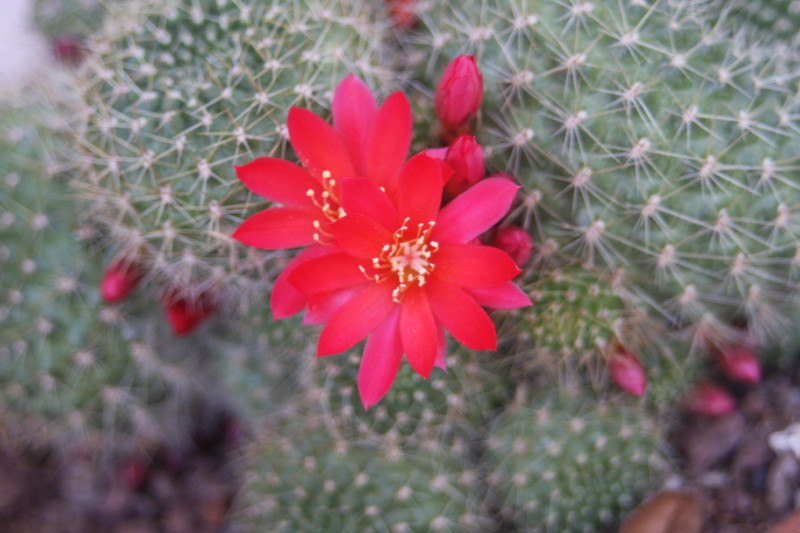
163,293,215,336
444,134,485,198
435,55,483,137
608,349,647,397
52,35,84,65
717,344,760,384
491,226,534,268
683,382,736,417
386,0,417,29
101,260,143,303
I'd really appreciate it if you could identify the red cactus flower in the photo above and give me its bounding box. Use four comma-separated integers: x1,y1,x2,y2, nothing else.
162,293,215,336
717,344,761,384
491,226,534,268
608,348,647,397
232,75,412,317
683,381,736,417
101,259,143,303
435,55,483,139
287,159,531,409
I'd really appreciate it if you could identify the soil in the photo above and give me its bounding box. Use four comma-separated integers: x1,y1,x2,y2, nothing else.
0,413,241,533
667,370,800,532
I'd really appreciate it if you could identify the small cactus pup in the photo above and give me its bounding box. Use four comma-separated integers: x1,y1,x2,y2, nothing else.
405,0,800,349
75,0,400,313
0,98,208,450
485,385,668,532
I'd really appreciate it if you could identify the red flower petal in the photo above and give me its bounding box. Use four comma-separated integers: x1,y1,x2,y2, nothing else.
433,244,521,288
339,177,399,231
303,286,361,325
333,74,377,176
432,178,520,244
358,307,403,410
331,213,393,259
235,158,320,207
232,207,319,249
318,282,396,356
365,92,412,190
400,287,439,379
426,279,497,351
270,246,330,319
398,153,446,226
288,107,355,179
468,282,532,310
434,326,447,370
287,252,367,294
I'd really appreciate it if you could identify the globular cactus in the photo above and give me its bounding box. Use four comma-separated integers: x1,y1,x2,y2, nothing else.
404,0,800,350
708,0,800,44
0,96,206,449
484,385,666,532
75,0,400,310
295,346,511,444
239,411,492,533
34,0,104,39
508,264,646,377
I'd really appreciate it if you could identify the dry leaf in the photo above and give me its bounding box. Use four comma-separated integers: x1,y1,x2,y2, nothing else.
618,490,704,533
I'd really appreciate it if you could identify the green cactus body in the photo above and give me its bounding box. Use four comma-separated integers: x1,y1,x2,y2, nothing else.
509,264,647,377
300,346,511,443
407,0,800,345
485,388,665,532
76,0,399,308
0,97,205,448
240,416,490,533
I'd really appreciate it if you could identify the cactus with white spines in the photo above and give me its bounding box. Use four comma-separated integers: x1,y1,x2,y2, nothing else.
75,0,399,309
484,386,665,532
239,408,492,533
0,96,207,448
404,0,800,349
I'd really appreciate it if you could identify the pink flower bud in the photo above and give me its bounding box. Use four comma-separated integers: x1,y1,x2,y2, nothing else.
491,226,534,268
386,0,417,29
717,344,761,384
52,35,84,65
163,293,215,336
444,134,485,198
435,55,483,137
683,382,736,417
101,260,142,303
608,349,647,397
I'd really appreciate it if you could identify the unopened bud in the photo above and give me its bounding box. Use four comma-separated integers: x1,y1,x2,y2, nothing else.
435,55,483,138
491,226,534,268
683,381,736,417
608,349,647,397
444,134,485,198
717,344,760,384
101,260,142,303
385,0,417,29
162,293,215,336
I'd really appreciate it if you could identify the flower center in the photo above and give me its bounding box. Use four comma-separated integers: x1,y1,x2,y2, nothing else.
360,218,439,301
306,170,346,243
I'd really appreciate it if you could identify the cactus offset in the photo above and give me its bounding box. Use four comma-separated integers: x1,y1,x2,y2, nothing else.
485,386,666,532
